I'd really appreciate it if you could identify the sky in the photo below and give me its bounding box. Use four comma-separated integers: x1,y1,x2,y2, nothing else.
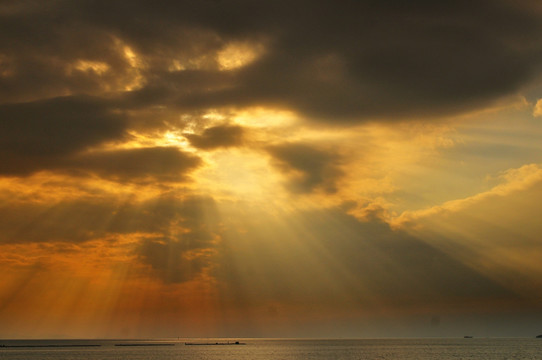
1,0,542,339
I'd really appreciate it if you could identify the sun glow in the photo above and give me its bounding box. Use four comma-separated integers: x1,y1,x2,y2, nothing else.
117,41,145,91
217,41,265,71
195,149,284,201
232,107,298,128
72,60,110,75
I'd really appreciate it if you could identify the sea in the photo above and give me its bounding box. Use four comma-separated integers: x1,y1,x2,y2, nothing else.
0,338,541,360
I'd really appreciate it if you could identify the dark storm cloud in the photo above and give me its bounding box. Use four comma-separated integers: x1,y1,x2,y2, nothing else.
0,194,216,243
123,0,542,121
267,143,343,193
2,0,542,123
0,12,134,103
0,95,202,181
229,0,542,121
0,193,219,282
109,195,219,246
0,96,127,175
138,238,212,283
64,146,201,183
185,124,244,150
119,70,235,110
129,195,220,283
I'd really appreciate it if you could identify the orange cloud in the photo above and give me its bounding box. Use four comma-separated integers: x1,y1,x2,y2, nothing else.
392,164,542,228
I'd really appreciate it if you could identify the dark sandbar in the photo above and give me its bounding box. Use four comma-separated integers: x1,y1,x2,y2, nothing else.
115,343,175,346
1,344,101,348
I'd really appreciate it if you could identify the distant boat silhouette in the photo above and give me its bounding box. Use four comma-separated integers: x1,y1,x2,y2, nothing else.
536,334,542,338
464,336,473,338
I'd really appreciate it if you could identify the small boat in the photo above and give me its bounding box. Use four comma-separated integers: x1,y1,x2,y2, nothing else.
464,336,473,339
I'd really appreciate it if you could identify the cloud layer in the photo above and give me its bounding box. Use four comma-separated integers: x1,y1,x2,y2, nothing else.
2,0,542,121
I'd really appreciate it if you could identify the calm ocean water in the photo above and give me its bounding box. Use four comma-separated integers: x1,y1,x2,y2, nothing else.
0,338,540,360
